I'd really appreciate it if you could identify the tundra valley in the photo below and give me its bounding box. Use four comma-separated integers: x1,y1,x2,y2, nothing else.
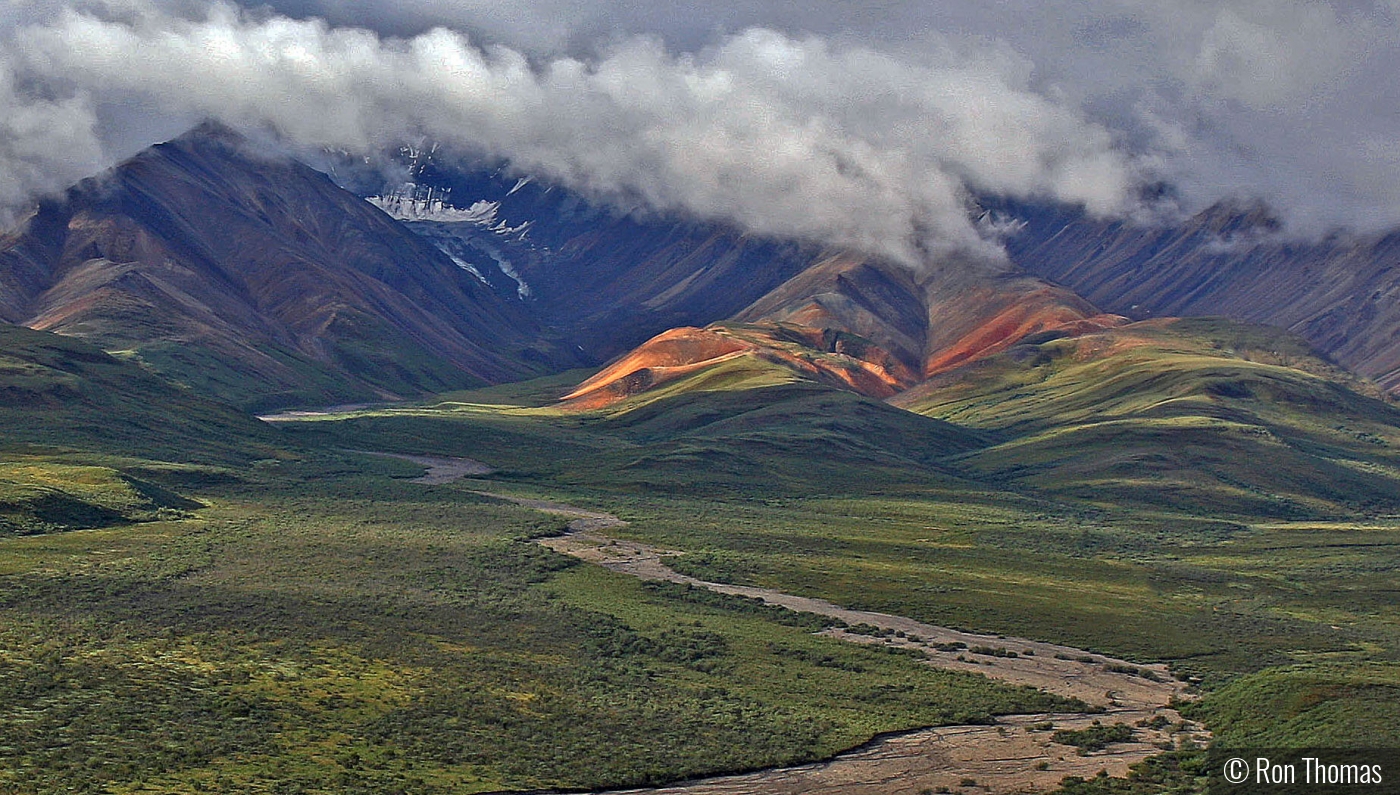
2,4,1400,794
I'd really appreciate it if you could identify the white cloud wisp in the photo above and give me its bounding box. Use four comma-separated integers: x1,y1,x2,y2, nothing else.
1,1,1138,264
2,0,1398,259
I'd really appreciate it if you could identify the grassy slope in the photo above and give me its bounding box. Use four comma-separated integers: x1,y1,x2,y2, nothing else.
284,354,986,496
896,318,1400,517
0,460,202,536
124,337,383,415
1183,663,1400,748
0,322,296,534
0,323,286,465
581,359,985,494
97,306,504,414
0,466,1076,794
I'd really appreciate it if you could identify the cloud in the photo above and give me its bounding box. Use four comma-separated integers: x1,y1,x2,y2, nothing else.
1,0,1140,264
1118,1,1400,234
0,0,1398,256
0,59,105,226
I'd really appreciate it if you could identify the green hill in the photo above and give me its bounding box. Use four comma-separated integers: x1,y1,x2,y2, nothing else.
894,318,1400,517
279,354,986,496
0,461,204,536
0,323,287,464
578,356,987,494
0,322,296,532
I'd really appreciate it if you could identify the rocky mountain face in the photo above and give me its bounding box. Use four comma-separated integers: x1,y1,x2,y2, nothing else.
4,124,1400,417
358,152,822,363
558,322,923,410
0,123,574,410
361,151,1400,405
1003,200,1400,394
734,252,1125,377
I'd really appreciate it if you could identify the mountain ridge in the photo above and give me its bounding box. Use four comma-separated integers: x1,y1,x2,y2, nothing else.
0,123,576,410
5,124,1400,419
1003,199,1400,394
566,247,1127,409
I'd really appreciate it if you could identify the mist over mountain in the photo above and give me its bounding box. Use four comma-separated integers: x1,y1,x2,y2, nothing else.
7,120,1400,424
3,0,1399,268
332,141,1400,404
352,147,825,363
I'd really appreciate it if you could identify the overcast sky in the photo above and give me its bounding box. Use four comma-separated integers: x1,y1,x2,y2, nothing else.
2,0,1398,263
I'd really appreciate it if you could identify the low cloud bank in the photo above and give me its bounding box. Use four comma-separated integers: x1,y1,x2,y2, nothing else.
1,0,1397,262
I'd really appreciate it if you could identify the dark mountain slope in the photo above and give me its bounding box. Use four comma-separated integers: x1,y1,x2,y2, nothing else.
1004,200,1400,394
356,152,823,363
0,124,571,410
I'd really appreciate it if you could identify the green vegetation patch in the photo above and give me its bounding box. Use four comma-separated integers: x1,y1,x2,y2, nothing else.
0,461,202,536
897,318,1400,518
1051,751,1211,795
1052,722,1136,754
0,468,1083,794
1181,664,1400,749
548,561,1084,752
596,493,1396,681
0,324,287,464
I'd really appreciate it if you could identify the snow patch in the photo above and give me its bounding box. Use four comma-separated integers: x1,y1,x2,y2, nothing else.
489,248,532,299
369,184,502,224
446,254,488,283
370,179,537,299
370,183,533,237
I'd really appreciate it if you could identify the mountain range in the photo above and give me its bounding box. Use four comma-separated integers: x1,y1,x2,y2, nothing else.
1005,199,1400,393
3,123,1400,519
